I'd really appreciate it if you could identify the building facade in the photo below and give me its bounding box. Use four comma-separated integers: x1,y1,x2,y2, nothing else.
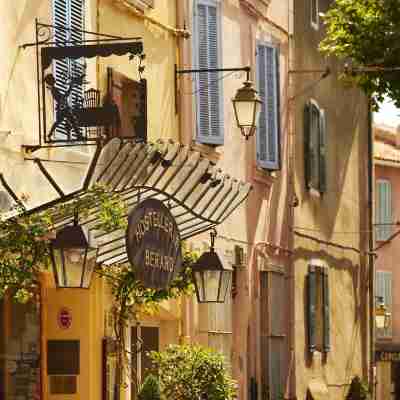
0,1,374,400
291,0,371,398
374,124,400,400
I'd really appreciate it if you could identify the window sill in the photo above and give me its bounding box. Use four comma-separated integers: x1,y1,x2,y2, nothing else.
191,141,222,164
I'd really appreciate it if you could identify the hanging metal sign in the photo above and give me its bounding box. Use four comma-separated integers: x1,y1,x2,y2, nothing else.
126,199,182,290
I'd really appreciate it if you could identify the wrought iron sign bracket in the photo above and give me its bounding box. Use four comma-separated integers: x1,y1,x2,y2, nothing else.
174,65,251,112
20,20,145,152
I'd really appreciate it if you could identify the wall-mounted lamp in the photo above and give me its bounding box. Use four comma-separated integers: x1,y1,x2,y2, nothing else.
191,228,232,303
175,65,262,140
375,296,391,330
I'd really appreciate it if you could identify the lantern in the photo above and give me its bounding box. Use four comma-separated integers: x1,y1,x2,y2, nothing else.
49,219,98,288
376,296,391,329
232,80,263,140
192,229,232,303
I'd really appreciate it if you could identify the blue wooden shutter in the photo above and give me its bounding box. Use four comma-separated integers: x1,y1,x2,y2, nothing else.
304,102,311,189
307,265,317,352
53,0,84,139
195,1,223,145
318,108,327,193
69,0,85,109
256,44,280,170
322,268,330,352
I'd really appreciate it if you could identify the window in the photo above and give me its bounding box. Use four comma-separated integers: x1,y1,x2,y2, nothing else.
256,43,281,170
311,0,319,29
53,0,85,140
260,270,286,400
193,0,223,145
130,325,159,398
304,100,326,193
307,265,330,353
376,179,392,241
107,68,147,141
0,299,41,400
376,271,392,338
206,289,232,367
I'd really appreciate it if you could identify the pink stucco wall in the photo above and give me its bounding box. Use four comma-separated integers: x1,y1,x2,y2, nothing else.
375,161,400,343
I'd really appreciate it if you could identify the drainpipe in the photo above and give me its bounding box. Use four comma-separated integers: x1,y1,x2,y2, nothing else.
367,98,375,399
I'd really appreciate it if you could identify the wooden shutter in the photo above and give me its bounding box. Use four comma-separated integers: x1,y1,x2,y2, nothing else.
195,1,223,145
307,265,317,352
318,108,327,194
376,180,392,240
53,0,84,139
322,268,330,352
69,0,85,108
304,102,311,189
107,68,147,141
256,44,280,170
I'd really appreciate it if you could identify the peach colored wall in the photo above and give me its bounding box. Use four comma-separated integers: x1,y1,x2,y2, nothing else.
375,164,400,343
178,1,290,399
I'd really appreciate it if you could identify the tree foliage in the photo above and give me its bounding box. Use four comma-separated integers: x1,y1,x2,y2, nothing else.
138,374,161,400
320,0,400,108
149,344,237,400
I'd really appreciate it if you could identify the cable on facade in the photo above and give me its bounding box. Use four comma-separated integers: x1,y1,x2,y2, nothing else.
293,230,376,257
374,229,400,251
112,0,190,38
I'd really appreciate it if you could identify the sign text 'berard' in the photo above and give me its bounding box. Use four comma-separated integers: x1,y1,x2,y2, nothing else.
126,199,182,289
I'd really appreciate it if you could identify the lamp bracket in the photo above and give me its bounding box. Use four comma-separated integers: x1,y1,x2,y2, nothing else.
174,65,251,112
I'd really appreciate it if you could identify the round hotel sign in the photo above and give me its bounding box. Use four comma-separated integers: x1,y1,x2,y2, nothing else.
126,199,182,289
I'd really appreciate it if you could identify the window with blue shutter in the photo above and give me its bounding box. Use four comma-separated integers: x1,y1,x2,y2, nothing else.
194,0,223,145
304,100,327,193
53,0,85,139
376,179,392,241
256,43,280,170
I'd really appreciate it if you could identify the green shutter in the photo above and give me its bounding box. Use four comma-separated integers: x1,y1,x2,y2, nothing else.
304,102,311,189
195,1,223,145
307,265,317,352
322,268,330,352
318,108,327,194
376,180,392,240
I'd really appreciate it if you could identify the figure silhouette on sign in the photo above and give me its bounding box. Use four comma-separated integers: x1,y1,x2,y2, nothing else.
44,73,86,141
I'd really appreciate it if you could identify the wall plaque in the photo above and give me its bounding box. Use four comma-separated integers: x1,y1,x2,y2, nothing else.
47,340,80,375
126,199,182,289
58,307,72,329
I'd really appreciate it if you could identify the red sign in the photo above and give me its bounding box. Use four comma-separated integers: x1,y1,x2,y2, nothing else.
58,308,72,329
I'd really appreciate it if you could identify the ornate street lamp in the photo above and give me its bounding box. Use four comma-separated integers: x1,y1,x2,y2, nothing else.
49,215,98,289
232,80,262,140
192,229,232,303
375,296,391,329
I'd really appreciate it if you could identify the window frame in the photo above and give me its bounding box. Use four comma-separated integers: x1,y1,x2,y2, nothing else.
304,99,327,194
307,263,330,354
310,0,319,30
375,179,393,241
376,270,392,338
255,40,281,170
192,0,224,146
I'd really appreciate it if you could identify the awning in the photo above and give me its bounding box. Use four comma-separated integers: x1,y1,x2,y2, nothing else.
3,138,251,266
308,379,330,400
41,42,144,70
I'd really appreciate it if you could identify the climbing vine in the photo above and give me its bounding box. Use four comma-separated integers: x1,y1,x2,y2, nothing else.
0,184,197,394
0,184,128,303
